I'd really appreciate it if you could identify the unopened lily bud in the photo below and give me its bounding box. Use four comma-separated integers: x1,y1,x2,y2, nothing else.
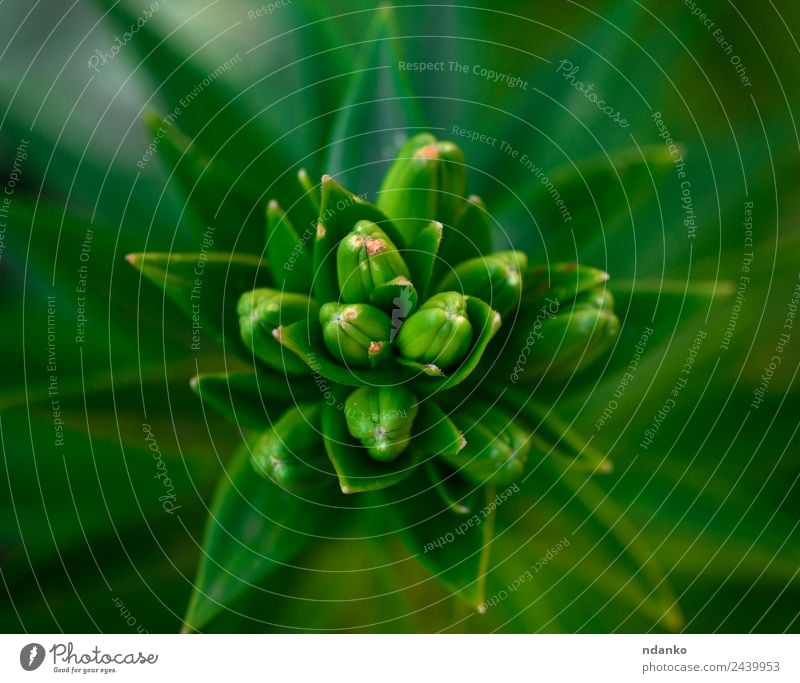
345,386,419,461
514,286,619,382
444,410,529,486
436,251,527,316
319,302,392,367
378,133,467,244
238,289,315,375
396,292,473,369
251,404,331,491
337,220,410,303
522,263,609,313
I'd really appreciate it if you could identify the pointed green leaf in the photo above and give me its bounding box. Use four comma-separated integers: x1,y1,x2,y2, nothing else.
265,200,313,292
396,358,445,377
126,251,270,359
321,399,421,493
487,455,683,631
436,196,494,280
511,146,675,262
183,445,330,632
95,0,294,169
369,276,419,317
386,470,496,609
296,168,321,227
607,278,732,375
524,263,610,307
549,145,675,223
555,467,684,631
413,400,465,457
190,371,319,430
425,460,478,516
503,389,612,473
405,220,443,300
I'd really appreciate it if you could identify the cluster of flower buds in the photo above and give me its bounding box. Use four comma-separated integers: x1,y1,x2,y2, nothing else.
134,133,620,499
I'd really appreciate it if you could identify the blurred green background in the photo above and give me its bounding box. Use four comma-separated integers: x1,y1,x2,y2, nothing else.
0,0,798,632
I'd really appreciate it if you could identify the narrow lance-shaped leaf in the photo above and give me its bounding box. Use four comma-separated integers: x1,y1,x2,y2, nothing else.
425,460,476,516
190,370,320,430
404,220,443,301
265,200,313,293
507,146,676,263
126,251,270,360
415,401,476,515
182,445,332,632
523,263,610,307
502,388,612,473
436,195,494,280
555,465,684,631
385,469,497,610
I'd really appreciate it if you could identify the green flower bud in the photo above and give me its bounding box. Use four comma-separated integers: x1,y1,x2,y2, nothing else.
378,133,467,244
337,220,411,303
396,292,473,369
443,410,529,486
238,289,315,375
520,263,609,317
436,251,527,316
345,386,419,461
319,302,393,367
251,404,331,491
511,286,619,382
